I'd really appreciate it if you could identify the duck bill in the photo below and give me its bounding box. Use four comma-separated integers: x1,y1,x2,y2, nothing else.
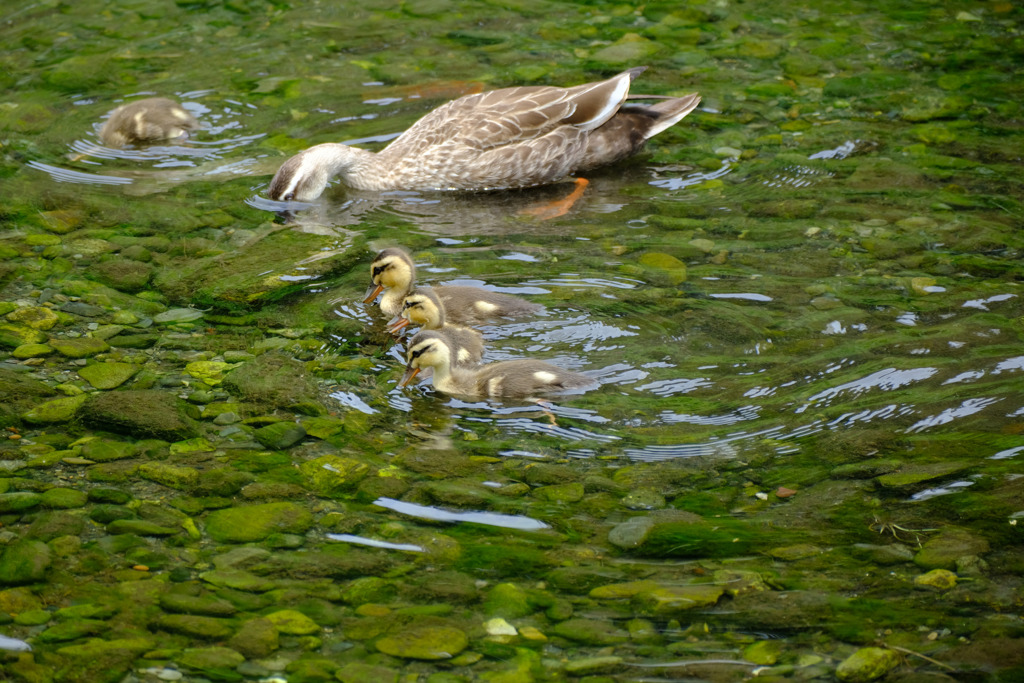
399,366,421,387
363,283,384,304
386,315,410,334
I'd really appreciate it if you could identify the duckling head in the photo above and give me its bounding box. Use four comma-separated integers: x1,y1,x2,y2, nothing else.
363,247,415,304
402,290,446,329
399,331,453,387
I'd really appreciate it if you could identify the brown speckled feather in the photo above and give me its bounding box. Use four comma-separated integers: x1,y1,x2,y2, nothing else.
268,68,700,200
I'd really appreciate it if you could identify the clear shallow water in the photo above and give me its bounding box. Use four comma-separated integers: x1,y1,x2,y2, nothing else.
2,0,1024,680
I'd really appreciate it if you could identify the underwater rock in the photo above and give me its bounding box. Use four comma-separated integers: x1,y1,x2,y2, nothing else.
80,439,136,463
48,336,111,358
137,463,199,491
6,306,59,330
0,539,52,585
551,618,629,646
531,482,584,504
78,362,142,390
265,609,320,635
222,351,322,412
299,455,370,496
835,646,901,682
254,421,307,450
204,502,313,543
158,614,235,639
483,583,534,619
178,646,246,676
914,528,990,570
0,491,43,514
89,260,154,293
375,622,469,660
228,617,280,658
0,323,48,348
914,568,958,590
81,390,199,441
12,343,54,359
632,583,725,616
334,662,400,683
160,591,238,617
21,394,88,425
608,516,656,549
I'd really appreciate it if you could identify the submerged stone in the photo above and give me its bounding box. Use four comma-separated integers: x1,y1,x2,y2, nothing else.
80,439,136,463
0,539,52,585
49,336,111,358
137,462,199,490
228,617,279,658
0,324,48,349
835,646,901,682
299,455,370,496
632,584,724,616
82,390,199,441
178,646,246,674
375,623,469,660
204,502,313,542
78,362,141,389
21,394,89,425
0,491,43,513
914,528,990,570
551,618,629,646
914,568,958,590
158,613,235,639
265,609,320,635
6,306,59,330
254,420,307,450
12,343,54,359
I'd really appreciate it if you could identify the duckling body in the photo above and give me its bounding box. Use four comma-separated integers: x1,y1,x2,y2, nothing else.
364,247,542,323
389,289,484,367
401,331,594,399
99,97,199,147
269,67,700,201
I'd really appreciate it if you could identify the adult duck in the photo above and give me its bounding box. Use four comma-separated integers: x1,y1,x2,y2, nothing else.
269,67,700,201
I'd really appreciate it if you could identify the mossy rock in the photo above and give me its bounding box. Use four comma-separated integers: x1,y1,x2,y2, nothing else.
78,362,142,390
222,351,321,412
81,390,199,441
204,502,313,543
375,623,469,660
88,259,154,293
21,393,89,426
0,539,52,586
49,337,111,358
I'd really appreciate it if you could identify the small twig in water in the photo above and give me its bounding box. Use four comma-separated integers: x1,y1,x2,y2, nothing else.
888,645,957,672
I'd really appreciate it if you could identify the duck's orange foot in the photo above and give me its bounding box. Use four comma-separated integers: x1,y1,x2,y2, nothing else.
520,178,589,220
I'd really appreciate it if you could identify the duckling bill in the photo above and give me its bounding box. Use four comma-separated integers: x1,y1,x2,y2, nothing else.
269,67,700,201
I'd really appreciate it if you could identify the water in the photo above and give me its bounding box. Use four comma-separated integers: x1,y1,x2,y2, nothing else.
2,0,1024,681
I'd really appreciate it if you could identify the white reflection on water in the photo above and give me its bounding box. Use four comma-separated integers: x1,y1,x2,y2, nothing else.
657,405,761,426
909,480,976,501
374,497,549,530
906,397,1001,433
326,533,423,552
795,367,938,414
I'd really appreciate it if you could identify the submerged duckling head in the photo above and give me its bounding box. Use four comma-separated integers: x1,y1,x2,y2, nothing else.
99,97,199,147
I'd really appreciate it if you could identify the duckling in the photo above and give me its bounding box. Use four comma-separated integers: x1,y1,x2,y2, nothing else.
400,330,594,399
268,67,700,201
99,97,200,147
363,247,542,323
387,289,484,367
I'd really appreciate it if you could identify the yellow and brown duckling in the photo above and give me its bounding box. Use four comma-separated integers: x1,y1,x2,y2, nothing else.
363,247,543,323
400,330,594,399
99,97,200,147
387,289,484,367
268,67,700,201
